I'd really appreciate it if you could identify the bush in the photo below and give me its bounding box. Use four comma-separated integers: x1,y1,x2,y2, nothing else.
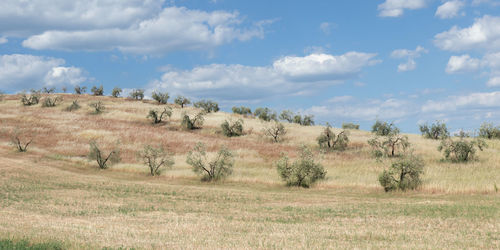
111,87,122,98
368,128,409,158
20,90,41,106
147,107,172,124
66,100,81,111
89,101,105,114
232,106,252,116
371,120,396,136
42,96,63,107
10,130,33,152
138,145,174,176
194,100,219,113
254,107,277,121
181,111,205,130
342,122,360,130
129,89,145,100
317,123,349,151
478,122,500,139
378,154,424,192
174,96,190,108
74,85,87,94
152,91,169,104
88,141,120,169
438,138,487,162
186,142,234,181
276,146,326,188
419,121,449,140
42,87,56,93
221,119,244,137
91,85,104,96
263,121,286,142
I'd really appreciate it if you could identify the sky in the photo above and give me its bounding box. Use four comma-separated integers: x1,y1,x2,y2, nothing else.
1,0,500,133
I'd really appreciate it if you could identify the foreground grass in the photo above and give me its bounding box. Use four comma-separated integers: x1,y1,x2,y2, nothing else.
0,239,64,250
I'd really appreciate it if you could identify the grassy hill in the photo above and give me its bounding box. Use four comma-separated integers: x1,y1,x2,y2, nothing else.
0,93,499,249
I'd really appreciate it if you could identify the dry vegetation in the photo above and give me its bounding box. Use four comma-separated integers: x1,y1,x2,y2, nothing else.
0,93,499,249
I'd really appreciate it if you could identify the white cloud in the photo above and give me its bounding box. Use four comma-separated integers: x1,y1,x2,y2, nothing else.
0,54,86,91
378,0,427,17
149,52,379,100
435,1,465,19
434,15,500,51
422,91,500,112
391,46,428,72
20,6,267,54
0,36,6,44
445,54,481,73
319,22,334,35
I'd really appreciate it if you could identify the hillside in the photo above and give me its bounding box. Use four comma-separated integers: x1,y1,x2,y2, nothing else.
0,93,499,249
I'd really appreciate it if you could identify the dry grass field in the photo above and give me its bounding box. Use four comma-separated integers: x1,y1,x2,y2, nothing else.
0,93,499,249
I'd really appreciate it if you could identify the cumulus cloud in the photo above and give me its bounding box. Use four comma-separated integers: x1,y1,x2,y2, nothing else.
445,54,481,73
435,1,465,19
422,91,500,112
0,54,86,91
434,15,500,51
391,46,428,72
149,52,379,100
378,0,427,17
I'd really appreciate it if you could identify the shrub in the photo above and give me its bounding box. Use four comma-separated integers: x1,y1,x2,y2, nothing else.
478,122,500,139
65,100,81,111
174,96,191,108
254,107,277,121
342,122,360,130
147,107,172,124
88,141,120,169
129,89,145,100
89,101,105,114
152,91,169,104
221,119,244,137
378,154,424,192
279,110,294,122
194,100,219,113
419,121,449,140
42,96,63,107
181,111,205,130
42,87,56,93
371,120,396,136
276,146,326,188
74,85,87,94
111,87,122,98
263,121,286,142
91,85,104,96
10,130,33,152
232,106,252,116
20,90,41,106
438,138,487,162
368,128,409,158
186,142,234,181
138,145,174,176
317,123,349,151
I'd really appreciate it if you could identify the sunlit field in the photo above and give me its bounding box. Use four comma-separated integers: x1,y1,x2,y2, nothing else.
0,94,499,249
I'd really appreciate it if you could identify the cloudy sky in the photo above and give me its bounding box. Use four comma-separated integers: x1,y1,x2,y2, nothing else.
1,0,500,133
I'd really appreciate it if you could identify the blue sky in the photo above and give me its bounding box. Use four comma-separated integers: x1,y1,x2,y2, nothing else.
1,0,500,133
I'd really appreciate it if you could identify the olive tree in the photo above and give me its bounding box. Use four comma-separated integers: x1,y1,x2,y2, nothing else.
91,85,104,96
138,145,174,176
419,121,449,140
10,130,33,152
74,85,87,94
174,96,190,108
20,90,41,106
279,110,294,122
194,100,219,113
438,138,487,162
263,121,286,143
129,89,145,100
276,146,326,188
186,142,234,181
42,96,63,107
181,111,205,130
147,107,172,124
42,87,56,94
371,120,396,136
111,87,122,98
379,154,424,192
89,101,105,114
221,119,244,137
254,107,277,121
232,106,252,116
478,122,500,139
152,91,169,104
65,100,81,112
88,141,120,169
342,123,360,130
368,128,409,158
317,123,349,151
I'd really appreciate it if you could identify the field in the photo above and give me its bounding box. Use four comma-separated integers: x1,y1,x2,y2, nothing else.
0,94,499,249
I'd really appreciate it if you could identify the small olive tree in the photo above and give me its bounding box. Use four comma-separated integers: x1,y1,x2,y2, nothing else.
438,138,487,162
419,121,449,140
221,119,244,137
368,129,410,158
186,142,234,181
20,90,41,106
263,121,286,142
194,100,219,113
317,123,349,151
276,146,326,188
342,123,360,130
181,111,205,130
42,96,63,107
279,110,294,122
91,85,104,96
152,91,169,104
254,107,277,121
147,107,172,124
174,96,191,108
42,87,56,93
74,85,87,94
371,120,396,136
88,141,120,169
89,101,105,114
478,122,500,139
10,130,33,152
378,154,424,192
138,145,174,176
65,100,81,111
232,106,252,116
111,87,122,98
129,89,145,100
